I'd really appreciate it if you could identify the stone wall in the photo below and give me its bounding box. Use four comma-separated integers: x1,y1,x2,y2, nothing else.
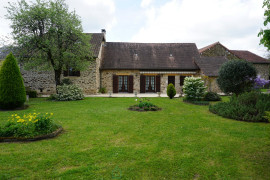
200,44,239,60
101,70,197,94
254,64,270,80
101,70,141,93
202,76,222,93
21,59,100,95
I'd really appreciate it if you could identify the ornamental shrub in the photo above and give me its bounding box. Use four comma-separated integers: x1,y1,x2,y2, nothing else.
0,53,26,109
183,77,206,101
54,84,84,101
209,91,270,122
253,75,270,89
217,60,257,95
99,87,107,94
167,83,176,99
204,92,221,101
0,113,60,138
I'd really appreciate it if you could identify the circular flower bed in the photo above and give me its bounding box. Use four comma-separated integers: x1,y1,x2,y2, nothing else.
0,112,62,142
128,98,161,112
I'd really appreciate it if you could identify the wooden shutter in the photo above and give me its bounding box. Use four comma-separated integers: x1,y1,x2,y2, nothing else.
156,75,161,92
113,75,118,93
140,75,145,93
128,75,133,93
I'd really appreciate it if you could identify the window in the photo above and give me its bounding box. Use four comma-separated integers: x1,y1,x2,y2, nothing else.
118,76,128,92
180,76,186,86
145,76,156,92
63,67,80,77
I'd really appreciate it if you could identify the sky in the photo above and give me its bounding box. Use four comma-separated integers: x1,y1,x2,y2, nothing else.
0,0,268,57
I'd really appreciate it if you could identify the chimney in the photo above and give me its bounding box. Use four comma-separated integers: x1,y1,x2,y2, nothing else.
101,29,106,35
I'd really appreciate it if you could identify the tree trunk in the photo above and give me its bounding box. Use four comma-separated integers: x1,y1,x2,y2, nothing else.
54,69,62,93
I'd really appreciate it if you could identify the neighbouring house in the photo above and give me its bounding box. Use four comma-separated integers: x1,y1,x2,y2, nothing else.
20,30,270,95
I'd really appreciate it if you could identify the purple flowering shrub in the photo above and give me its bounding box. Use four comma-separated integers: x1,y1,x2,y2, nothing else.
253,76,270,89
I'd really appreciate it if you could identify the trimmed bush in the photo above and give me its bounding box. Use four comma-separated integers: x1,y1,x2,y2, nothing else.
209,91,270,122
204,92,221,101
99,87,107,94
0,53,26,109
167,83,176,99
54,84,84,101
183,77,206,101
217,60,257,95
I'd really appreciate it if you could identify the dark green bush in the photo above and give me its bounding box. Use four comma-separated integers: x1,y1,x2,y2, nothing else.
167,83,176,99
99,87,107,94
209,91,270,122
204,92,221,101
217,60,257,95
60,78,72,85
25,87,37,98
0,53,26,109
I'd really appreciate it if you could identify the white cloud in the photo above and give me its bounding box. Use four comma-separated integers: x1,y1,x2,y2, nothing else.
141,0,154,8
0,0,117,43
132,0,267,57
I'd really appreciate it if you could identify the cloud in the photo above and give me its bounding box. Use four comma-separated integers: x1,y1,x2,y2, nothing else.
0,0,117,43
141,0,154,8
132,0,267,56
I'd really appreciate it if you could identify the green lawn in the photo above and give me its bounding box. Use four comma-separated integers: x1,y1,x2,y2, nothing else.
0,97,269,179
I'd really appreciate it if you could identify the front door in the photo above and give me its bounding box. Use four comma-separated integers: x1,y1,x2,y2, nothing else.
118,76,128,92
168,76,175,86
146,76,156,92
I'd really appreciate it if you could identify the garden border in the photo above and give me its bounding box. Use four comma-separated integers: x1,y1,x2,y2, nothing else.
0,127,63,143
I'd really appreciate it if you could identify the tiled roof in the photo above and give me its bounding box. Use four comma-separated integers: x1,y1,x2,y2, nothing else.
230,50,270,64
195,57,228,77
101,42,200,70
85,33,105,57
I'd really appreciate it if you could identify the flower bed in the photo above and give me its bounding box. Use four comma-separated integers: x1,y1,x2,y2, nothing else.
129,98,161,112
0,112,62,142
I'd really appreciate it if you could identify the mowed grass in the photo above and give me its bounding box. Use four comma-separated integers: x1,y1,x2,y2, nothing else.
0,97,270,179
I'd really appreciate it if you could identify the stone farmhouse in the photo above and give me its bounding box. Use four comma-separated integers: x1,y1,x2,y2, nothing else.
21,30,270,95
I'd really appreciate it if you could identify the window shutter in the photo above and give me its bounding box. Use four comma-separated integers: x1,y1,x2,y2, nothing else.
140,75,145,93
113,75,118,93
156,75,161,92
128,75,133,93
63,70,68,77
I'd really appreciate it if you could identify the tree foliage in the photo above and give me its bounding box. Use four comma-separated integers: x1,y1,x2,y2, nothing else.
258,0,270,50
167,83,176,99
0,53,26,109
5,0,92,88
217,60,257,95
183,77,206,101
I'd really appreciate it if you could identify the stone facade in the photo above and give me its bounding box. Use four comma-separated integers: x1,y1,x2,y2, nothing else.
21,43,103,95
101,70,197,94
201,76,221,93
200,44,239,60
254,64,270,80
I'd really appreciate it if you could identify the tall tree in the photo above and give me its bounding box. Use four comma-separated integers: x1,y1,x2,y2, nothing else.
5,0,92,89
258,0,270,50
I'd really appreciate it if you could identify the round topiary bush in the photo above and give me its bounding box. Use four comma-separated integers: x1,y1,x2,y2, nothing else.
167,83,176,99
0,53,26,109
204,92,221,101
183,76,206,101
217,60,257,95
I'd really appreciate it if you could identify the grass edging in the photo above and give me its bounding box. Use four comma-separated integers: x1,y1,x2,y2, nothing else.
0,127,63,143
